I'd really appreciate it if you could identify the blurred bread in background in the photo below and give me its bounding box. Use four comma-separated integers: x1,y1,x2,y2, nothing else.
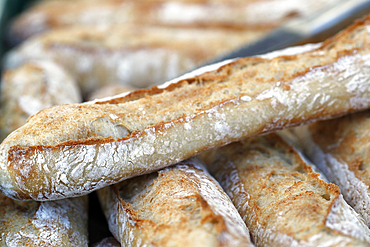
0,60,81,141
4,0,347,99
7,0,345,46
4,24,266,95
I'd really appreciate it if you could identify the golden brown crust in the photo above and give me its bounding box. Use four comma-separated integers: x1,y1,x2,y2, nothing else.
0,60,81,142
293,110,370,227
309,111,370,185
97,158,253,247
0,194,88,246
199,133,370,246
3,15,370,200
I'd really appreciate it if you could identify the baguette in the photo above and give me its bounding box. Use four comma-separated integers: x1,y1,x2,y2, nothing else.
97,157,254,247
0,60,81,141
199,133,370,246
0,194,88,246
7,0,341,45
289,110,370,227
0,61,86,246
5,24,265,94
2,15,370,201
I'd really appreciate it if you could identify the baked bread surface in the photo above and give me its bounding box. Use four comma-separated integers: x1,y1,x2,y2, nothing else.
97,157,254,247
2,15,370,200
0,60,81,141
199,133,370,246
0,194,88,246
291,110,370,227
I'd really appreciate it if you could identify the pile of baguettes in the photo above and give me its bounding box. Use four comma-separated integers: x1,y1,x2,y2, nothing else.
2,0,370,246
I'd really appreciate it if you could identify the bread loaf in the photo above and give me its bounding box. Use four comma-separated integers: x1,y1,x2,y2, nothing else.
97,158,254,247
0,60,86,246
0,60,81,141
7,0,343,45
5,24,265,94
199,133,370,246
288,110,370,228
2,15,370,201
0,194,88,246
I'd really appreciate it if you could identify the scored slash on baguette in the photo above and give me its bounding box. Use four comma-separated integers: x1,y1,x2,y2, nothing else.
2,15,370,201
98,158,254,247
290,110,370,228
199,133,370,246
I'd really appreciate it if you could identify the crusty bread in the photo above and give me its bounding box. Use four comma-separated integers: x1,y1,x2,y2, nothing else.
0,60,81,141
5,24,265,94
97,158,254,247
199,133,370,246
0,194,88,246
7,0,343,45
2,15,370,201
289,110,370,228
0,61,86,246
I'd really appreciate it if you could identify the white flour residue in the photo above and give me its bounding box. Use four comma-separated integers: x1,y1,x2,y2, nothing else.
326,195,370,243
344,53,370,109
157,59,235,89
5,198,88,246
159,2,205,23
260,43,321,60
175,158,252,245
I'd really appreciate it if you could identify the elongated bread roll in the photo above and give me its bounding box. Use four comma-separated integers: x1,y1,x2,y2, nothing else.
2,15,370,201
7,0,342,45
199,133,370,246
5,24,265,93
0,60,81,141
0,60,86,246
97,158,254,247
0,194,88,246
289,110,370,227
